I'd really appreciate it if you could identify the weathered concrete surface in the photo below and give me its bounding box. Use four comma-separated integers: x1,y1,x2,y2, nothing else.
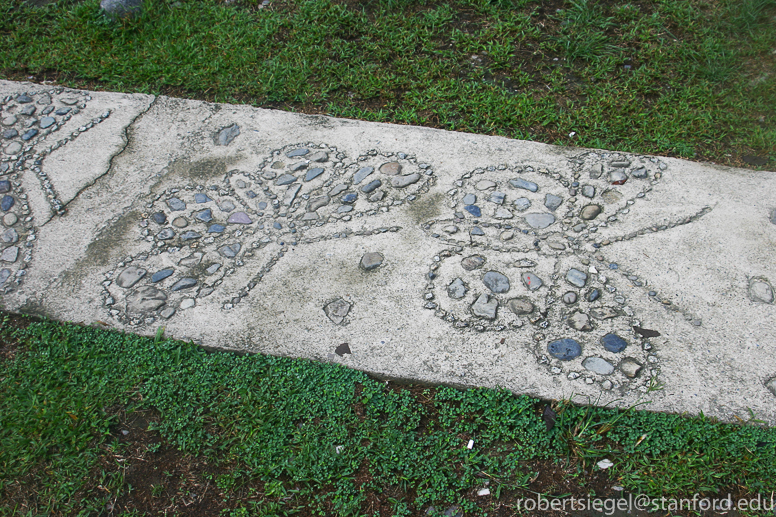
1,80,775,424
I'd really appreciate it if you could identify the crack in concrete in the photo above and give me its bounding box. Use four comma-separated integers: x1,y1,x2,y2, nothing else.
44,95,160,226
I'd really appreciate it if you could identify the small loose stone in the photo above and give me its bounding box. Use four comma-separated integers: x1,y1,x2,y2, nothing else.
360,252,384,270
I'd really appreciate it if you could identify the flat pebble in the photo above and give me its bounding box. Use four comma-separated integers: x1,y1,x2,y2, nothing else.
548,339,581,361
509,178,538,192
521,272,543,291
582,357,614,375
483,271,510,293
601,333,628,353
360,252,384,270
524,213,555,229
471,294,498,319
151,269,174,282
447,278,467,299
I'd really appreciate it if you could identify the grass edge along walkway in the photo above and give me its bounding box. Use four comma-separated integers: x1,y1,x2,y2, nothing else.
1,314,775,515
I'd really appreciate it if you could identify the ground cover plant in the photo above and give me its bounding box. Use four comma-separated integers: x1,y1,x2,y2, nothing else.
1,315,775,516
0,0,774,168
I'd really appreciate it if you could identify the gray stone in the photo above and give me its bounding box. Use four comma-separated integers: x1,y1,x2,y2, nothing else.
308,195,330,211
276,174,297,186
447,278,467,299
493,208,513,219
443,225,459,234
21,129,38,141
126,286,167,313
227,211,252,224
470,227,485,236
462,193,476,205
391,173,421,188
329,184,347,197
353,166,374,185
39,117,56,129
308,151,328,162
167,197,186,211
620,358,643,378
489,192,506,204
548,339,582,361
324,298,351,324
631,167,647,179
4,142,22,155
360,252,384,270
547,240,566,250
461,255,485,271
219,243,242,258
289,161,308,172
590,307,619,320
180,231,201,241
216,124,240,146
54,107,71,116
544,194,563,211
471,294,498,320
160,307,176,319
521,272,543,291
562,291,577,305
566,268,588,288
206,263,221,275
16,94,33,103
581,185,595,198
513,197,531,211
509,178,538,192
609,170,628,184
1,228,18,244
2,129,17,139
178,253,203,266
500,230,514,241
20,105,36,116
1,116,17,126
766,377,776,397
379,162,402,175
475,180,496,190
582,357,615,375
171,277,198,292
283,184,301,206
580,205,602,220
172,217,188,228
749,278,774,304
483,271,510,293
179,298,196,310
305,168,324,181
0,268,11,286
116,266,147,288
601,333,628,353
0,196,14,212
0,246,18,263
156,228,175,240
195,209,212,223
524,213,555,229
610,160,631,168
567,311,593,331
151,269,174,282
100,0,142,19
195,193,210,203
286,148,309,158
338,205,353,213
361,179,382,193
770,208,776,225
507,297,533,315
3,213,17,226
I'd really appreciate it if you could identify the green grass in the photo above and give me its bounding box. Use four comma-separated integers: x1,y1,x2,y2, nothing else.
0,0,774,166
1,316,775,515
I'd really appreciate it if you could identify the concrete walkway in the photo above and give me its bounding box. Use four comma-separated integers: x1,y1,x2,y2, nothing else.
1,80,775,424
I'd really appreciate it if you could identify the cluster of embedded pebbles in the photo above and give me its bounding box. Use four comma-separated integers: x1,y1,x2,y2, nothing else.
1,89,109,293
101,143,430,324
421,248,657,392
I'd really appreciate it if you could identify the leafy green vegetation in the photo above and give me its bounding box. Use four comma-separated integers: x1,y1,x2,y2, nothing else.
1,316,775,515
0,0,774,167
